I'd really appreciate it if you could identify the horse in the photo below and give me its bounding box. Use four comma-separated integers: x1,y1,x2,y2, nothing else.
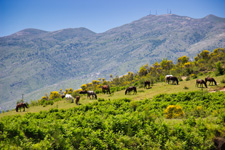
65,94,74,103
167,76,179,85
125,86,137,95
75,96,80,105
165,75,173,83
16,102,28,112
144,81,151,89
61,94,65,99
205,77,217,86
196,79,207,88
87,91,97,99
79,90,87,95
102,85,111,94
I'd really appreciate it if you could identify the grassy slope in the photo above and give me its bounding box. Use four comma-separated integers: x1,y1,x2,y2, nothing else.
1,74,225,119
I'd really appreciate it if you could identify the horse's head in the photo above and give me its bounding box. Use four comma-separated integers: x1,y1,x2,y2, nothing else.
95,94,97,99
25,103,29,108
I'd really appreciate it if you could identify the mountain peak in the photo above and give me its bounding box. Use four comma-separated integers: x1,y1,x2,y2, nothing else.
203,14,225,22
10,28,48,37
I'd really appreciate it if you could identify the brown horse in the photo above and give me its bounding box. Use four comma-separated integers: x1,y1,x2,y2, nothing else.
167,76,179,85
196,79,207,88
75,96,80,105
205,77,217,86
16,102,28,112
102,85,111,94
61,94,65,99
125,86,137,95
144,81,151,89
79,90,87,95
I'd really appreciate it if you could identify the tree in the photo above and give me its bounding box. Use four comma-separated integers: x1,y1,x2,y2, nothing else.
139,66,147,76
160,59,174,70
199,50,210,60
177,56,189,65
215,61,224,75
81,84,87,90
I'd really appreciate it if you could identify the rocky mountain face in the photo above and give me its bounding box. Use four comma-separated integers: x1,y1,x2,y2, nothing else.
1,14,225,110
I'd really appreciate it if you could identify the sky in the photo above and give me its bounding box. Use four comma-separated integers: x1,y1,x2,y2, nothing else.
0,0,225,37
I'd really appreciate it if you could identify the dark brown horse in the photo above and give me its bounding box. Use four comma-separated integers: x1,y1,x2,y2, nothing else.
75,96,80,105
61,94,65,99
167,76,179,85
102,85,111,94
16,102,28,112
79,90,87,95
205,77,217,86
144,81,151,89
87,91,97,99
125,86,137,95
196,79,207,88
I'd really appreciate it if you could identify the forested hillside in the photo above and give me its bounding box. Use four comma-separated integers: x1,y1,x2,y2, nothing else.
1,14,225,110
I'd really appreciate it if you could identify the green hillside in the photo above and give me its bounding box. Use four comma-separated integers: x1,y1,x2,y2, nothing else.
1,48,225,149
0,74,225,149
1,74,225,118
1,14,225,110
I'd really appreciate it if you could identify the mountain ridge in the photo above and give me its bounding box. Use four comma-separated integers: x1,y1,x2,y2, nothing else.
1,14,225,110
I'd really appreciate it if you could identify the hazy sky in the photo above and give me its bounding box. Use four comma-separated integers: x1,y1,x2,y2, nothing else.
1,0,225,37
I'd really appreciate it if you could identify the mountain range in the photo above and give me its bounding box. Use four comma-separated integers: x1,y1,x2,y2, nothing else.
1,14,225,110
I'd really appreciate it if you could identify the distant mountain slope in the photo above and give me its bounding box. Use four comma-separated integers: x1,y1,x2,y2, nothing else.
1,14,225,110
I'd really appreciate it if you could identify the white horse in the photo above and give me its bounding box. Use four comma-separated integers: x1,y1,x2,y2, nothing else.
65,94,74,103
165,75,173,83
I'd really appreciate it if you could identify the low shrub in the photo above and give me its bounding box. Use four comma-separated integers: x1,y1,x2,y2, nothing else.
164,105,184,119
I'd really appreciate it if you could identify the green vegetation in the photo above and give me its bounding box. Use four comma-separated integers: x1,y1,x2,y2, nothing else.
1,49,225,149
1,91,225,149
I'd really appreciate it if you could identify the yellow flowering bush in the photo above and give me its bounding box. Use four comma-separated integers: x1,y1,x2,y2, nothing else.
49,91,60,100
81,84,87,90
41,96,48,100
164,105,184,119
